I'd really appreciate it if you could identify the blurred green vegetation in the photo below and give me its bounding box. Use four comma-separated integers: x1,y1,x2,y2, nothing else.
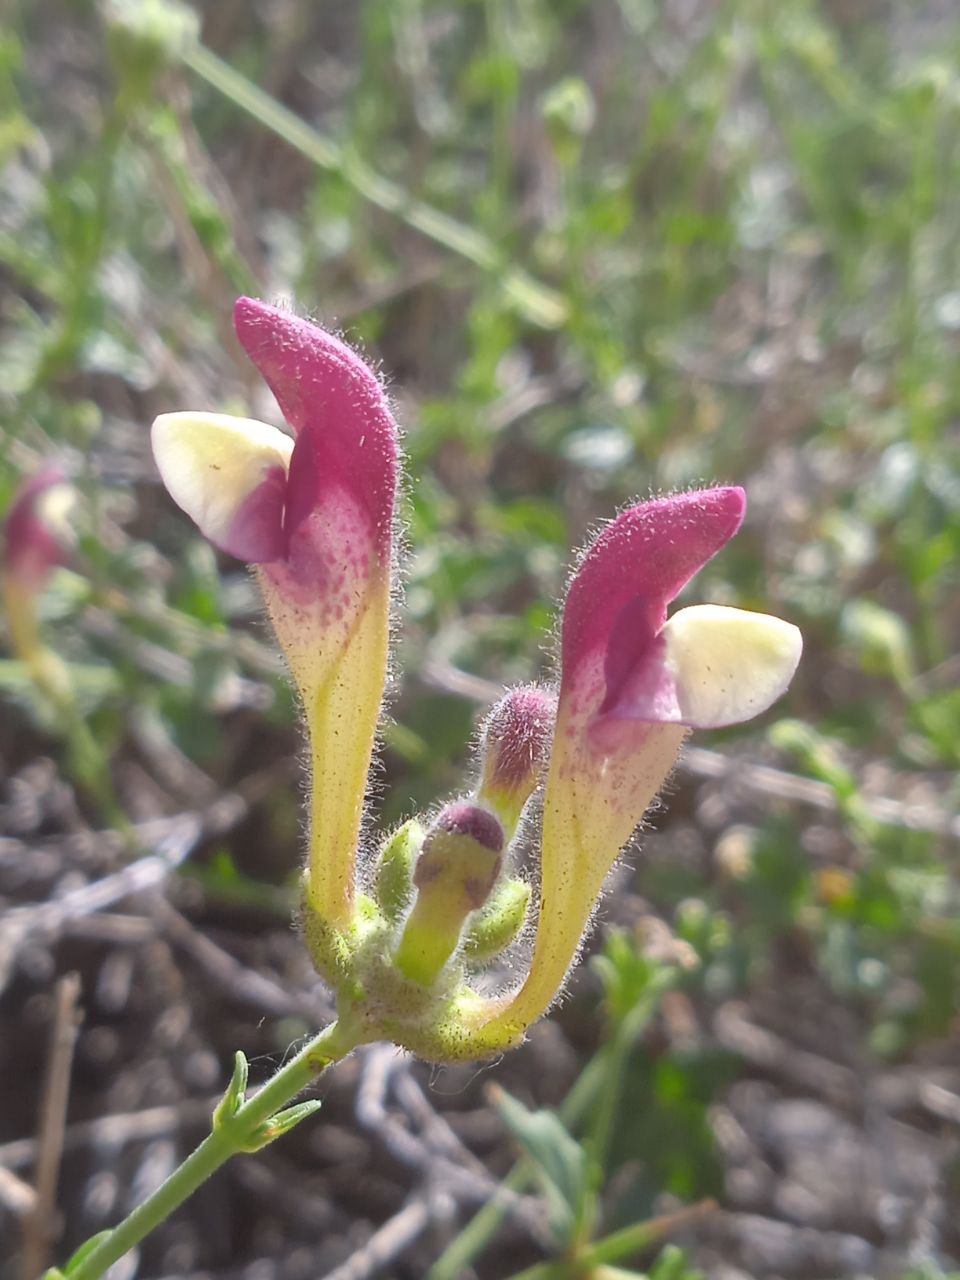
2,0,959,1275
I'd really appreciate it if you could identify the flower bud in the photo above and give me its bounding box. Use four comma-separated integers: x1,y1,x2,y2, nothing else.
374,818,424,922
478,685,556,832
394,801,504,987
463,876,531,963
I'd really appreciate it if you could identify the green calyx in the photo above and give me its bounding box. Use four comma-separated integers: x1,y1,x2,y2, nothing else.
299,810,533,1062
297,686,555,1062
374,818,423,921
464,876,531,961
300,881,384,994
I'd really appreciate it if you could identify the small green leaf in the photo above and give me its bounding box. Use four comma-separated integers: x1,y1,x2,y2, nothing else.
840,598,915,690
649,1243,704,1280
60,1231,112,1275
213,1050,248,1129
240,1099,323,1152
492,1085,589,1245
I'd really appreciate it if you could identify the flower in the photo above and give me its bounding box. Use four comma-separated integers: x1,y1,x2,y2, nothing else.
152,298,399,929
2,465,76,673
475,487,802,1048
3,465,75,592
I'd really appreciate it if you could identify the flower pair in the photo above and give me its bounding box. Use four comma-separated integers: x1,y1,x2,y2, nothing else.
150,298,801,1060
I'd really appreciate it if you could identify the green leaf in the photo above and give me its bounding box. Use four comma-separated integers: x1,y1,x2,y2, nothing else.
61,1231,112,1275
240,1099,323,1152
840,598,915,690
491,1085,589,1245
585,1204,715,1270
648,1243,704,1280
212,1050,248,1129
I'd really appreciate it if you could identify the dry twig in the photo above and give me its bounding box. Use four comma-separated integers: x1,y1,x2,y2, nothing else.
20,972,83,1280
319,1193,440,1280
0,1098,222,1172
0,815,203,994
153,897,334,1024
355,1046,545,1238
0,1166,37,1216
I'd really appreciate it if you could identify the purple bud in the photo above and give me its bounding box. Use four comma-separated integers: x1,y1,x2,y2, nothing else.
479,685,557,830
395,799,506,986
414,800,504,907
432,800,504,853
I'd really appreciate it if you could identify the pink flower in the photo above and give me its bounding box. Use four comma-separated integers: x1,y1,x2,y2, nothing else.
478,487,801,1046
561,487,799,737
152,299,399,928
3,465,75,592
153,297,397,587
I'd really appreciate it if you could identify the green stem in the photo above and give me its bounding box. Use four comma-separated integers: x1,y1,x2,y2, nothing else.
583,1017,632,1186
483,0,516,218
62,697,130,836
427,975,674,1280
583,975,671,1182
4,571,127,833
67,1017,367,1280
26,643,130,837
426,1043,609,1280
580,1198,717,1268
180,42,567,329
506,1264,569,1280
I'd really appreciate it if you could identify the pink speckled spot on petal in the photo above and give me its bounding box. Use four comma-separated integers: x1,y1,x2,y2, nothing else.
222,464,288,563
3,466,70,590
561,488,745,717
233,298,398,569
265,483,377,620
